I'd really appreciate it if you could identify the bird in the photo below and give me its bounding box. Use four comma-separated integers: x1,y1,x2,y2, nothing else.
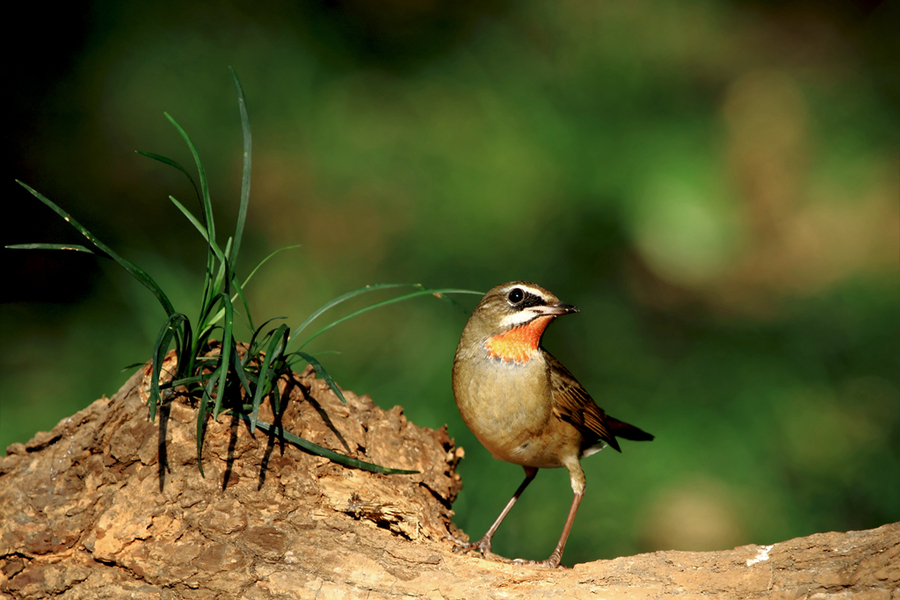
451,281,653,568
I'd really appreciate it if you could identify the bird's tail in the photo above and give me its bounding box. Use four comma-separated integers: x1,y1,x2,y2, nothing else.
609,417,654,442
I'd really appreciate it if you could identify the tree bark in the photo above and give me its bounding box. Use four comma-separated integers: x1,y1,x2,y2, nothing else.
1,364,897,599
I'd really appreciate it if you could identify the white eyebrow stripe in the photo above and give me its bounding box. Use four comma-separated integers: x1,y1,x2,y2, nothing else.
501,283,548,298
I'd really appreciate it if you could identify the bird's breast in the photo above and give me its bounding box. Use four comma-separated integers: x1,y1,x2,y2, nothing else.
452,346,559,466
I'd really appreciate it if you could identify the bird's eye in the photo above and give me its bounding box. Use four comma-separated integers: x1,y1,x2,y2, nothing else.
507,288,524,304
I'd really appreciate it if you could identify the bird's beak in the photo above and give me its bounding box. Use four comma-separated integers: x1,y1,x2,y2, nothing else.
528,302,579,316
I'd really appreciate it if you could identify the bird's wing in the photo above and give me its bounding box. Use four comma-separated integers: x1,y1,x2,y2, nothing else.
544,352,621,452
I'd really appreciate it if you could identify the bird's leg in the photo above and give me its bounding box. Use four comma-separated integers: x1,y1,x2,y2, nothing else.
514,459,585,568
453,466,538,556
515,488,583,568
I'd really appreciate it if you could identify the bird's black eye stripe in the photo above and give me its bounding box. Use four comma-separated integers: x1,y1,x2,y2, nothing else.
506,288,547,309
520,292,546,309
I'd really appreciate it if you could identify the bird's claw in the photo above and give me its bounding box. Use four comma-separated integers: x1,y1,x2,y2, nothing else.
512,556,565,569
450,536,492,556
441,533,468,547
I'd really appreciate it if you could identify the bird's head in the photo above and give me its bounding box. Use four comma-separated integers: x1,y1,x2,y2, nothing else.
463,282,579,363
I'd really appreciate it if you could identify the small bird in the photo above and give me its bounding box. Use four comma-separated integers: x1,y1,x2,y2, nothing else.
451,281,653,568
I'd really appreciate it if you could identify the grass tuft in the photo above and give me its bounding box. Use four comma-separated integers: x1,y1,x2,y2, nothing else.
11,68,482,476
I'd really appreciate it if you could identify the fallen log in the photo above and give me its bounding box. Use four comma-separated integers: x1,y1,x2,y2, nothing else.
1,365,896,599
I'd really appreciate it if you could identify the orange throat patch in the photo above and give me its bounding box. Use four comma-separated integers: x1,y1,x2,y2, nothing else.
485,316,554,363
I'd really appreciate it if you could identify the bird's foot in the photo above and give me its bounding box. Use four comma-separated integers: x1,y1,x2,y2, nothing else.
449,535,492,556
512,554,565,569
441,533,468,546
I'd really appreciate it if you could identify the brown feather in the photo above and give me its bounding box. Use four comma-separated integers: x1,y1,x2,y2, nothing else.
544,352,621,452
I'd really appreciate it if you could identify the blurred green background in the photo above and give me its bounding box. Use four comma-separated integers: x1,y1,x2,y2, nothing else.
4,0,898,565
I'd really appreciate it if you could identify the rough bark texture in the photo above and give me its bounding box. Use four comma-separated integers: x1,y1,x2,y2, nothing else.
1,363,897,600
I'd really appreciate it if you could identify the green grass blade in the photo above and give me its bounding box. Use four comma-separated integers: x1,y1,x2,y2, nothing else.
247,316,287,356
242,417,418,475
218,237,234,295
229,340,253,403
6,243,96,254
229,66,251,267
414,283,476,315
249,324,290,433
203,369,222,425
197,245,230,336
199,264,235,333
139,151,219,331
15,180,177,318
168,196,224,260
162,114,220,329
175,317,194,381
212,294,235,418
191,322,218,363
158,113,232,338
198,238,233,333
242,245,302,289
201,244,289,337
163,112,215,243
229,276,255,334
230,245,301,335
298,288,483,350
136,151,201,203
198,245,218,331
199,235,232,335
296,352,347,404
149,313,187,421
161,374,206,389
287,283,413,350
